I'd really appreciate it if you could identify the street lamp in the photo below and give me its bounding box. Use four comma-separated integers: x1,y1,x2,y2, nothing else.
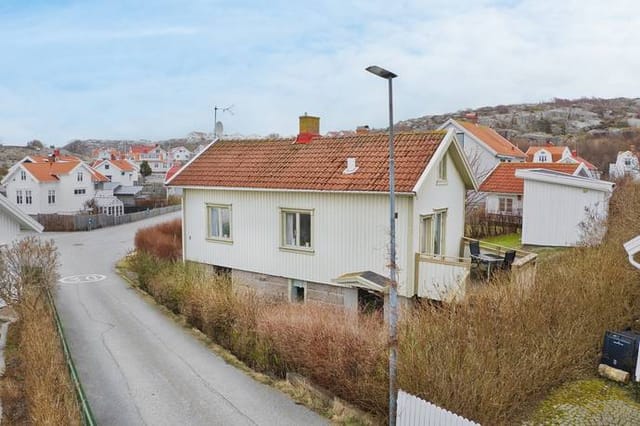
366,64,398,426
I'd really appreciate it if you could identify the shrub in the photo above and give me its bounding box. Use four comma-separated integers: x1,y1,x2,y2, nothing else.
127,182,640,424
134,219,182,260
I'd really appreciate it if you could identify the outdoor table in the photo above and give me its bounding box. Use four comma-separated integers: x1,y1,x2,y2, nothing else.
475,253,504,279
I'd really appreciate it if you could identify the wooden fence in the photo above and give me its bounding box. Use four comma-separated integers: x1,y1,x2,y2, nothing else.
397,390,479,426
465,212,522,239
35,205,180,232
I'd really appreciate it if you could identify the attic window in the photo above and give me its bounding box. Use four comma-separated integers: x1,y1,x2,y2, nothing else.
438,153,447,182
343,157,358,174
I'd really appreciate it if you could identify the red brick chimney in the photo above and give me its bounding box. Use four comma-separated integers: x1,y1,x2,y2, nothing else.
296,113,320,144
464,112,479,123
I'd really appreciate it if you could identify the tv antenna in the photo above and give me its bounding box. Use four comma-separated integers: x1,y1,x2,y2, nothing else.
214,105,234,138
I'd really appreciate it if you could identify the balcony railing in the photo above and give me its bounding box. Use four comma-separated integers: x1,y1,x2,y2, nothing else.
414,238,538,302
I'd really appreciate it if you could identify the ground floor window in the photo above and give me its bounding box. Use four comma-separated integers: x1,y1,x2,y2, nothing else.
207,204,232,241
25,190,32,204
420,209,447,255
499,197,513,214
289,279,306,303
16,190,23,204
281,209,313,250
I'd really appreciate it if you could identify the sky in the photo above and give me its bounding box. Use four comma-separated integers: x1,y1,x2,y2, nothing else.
0,0,639,146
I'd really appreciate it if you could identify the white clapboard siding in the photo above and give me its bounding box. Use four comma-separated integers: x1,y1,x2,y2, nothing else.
397,390,480,426
0,208,20,246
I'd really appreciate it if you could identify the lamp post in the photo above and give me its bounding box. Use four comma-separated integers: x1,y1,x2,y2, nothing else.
366,64,398,426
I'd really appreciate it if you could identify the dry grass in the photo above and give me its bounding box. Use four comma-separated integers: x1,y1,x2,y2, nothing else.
134,218,182,260
16,294,81,425
130,182,640,424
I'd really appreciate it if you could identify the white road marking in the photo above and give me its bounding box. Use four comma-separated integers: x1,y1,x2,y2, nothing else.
59,274,107,284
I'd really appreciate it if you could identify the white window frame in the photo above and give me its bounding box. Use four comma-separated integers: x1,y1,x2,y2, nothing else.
206,204,232,242
25,190,32,205
437,153,447,183
77,171,83,182
289,279,307,303
537,152,548,162
48,190,56,204
16,190,23,204
280,208,314,252
420,209,447,256
498,197,513,214
20,170,27,181
74,188,86,195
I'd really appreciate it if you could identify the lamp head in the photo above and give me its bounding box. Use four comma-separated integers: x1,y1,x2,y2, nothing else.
366,65,397,79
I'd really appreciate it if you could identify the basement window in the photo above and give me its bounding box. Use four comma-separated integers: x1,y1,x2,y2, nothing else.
207,204,232,242
289,279,306,303
281,208,313,252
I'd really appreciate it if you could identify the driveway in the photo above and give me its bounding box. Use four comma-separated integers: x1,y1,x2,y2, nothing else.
48,212,326,426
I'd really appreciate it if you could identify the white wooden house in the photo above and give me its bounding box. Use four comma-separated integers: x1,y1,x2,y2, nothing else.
128,145,170,174
527,143,600,178
91,159,139,186
169,146,192,164
517,169,615,247
609,150,640,180
0,193,43,246
438,118,526,182
1,155,109,215
480,162,588,216
168,117,477,307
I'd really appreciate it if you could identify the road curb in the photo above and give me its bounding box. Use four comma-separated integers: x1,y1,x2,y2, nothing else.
47,291,97,426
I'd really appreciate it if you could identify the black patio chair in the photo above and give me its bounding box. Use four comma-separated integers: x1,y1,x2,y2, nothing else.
502,250,516,270
469,240,481,275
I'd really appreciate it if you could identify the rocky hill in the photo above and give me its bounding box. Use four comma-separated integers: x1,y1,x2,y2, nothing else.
62,131,214,157
397,97,640,143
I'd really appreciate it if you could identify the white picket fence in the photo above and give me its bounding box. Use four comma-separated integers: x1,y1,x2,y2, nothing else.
397,390,480,426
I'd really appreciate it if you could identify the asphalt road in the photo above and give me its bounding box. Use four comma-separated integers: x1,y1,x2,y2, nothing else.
48,212,326,426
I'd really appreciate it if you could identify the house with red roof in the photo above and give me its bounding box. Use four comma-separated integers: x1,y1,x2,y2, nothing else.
168,115,478,306
526,142,600,179
479,162,589,216
127,144,170,173
1,152,113,215
438,117,526,182
91,158,139,186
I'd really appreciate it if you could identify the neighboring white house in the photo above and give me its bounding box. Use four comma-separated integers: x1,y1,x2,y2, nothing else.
438,117,526,182
128,145,170,174
91,159,139,186
527,143,601,179
0,193,43,246
169,146,191,164
480,162,588,216
609,150,640,180
168,117,477,307
517,169,615,247
1,155,109,215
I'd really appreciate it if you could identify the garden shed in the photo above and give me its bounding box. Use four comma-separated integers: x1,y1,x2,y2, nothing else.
516,169,615,247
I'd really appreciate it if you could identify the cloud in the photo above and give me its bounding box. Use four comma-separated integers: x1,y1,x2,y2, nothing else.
0,0,639,144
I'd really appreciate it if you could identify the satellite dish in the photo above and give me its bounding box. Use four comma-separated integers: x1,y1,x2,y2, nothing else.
215,121,224,138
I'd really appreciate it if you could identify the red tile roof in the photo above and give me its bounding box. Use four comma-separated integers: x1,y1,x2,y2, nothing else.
169,131,449,192
21,161,108,183
480,162,581,194
165,164,181,183
22,161,81,182
458,121,526,158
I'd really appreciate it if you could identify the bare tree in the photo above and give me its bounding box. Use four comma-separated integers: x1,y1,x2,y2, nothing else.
0,237,59,311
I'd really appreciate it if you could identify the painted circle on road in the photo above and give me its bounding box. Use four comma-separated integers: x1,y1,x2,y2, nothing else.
59,274,107,284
